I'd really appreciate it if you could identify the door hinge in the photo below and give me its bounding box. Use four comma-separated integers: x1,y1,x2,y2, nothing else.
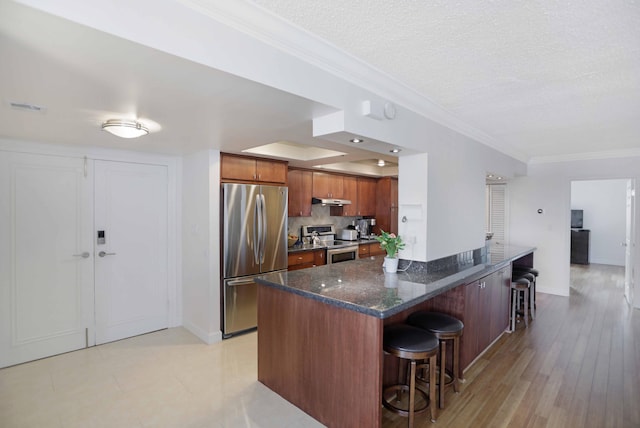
85,327,88,347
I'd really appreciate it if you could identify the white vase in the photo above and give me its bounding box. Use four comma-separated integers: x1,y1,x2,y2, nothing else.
383,256,399,273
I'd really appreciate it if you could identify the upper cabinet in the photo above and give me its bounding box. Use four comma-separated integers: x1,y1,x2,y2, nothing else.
288,169,313,217
338,176,358,216
357,177,377,216
330,176,377,217
221,153,287,185
375,177,398,235
312,172,343,199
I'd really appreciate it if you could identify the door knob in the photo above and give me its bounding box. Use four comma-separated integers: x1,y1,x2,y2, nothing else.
98,251,116,257
72,252,90,259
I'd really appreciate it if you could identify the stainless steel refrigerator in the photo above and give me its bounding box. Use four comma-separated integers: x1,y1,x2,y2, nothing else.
221,183,288,338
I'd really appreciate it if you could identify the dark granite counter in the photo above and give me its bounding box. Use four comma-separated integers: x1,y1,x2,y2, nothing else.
257,244,535,319
287,238,380,254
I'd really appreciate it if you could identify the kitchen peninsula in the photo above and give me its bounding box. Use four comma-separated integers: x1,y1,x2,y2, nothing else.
256,245,535,428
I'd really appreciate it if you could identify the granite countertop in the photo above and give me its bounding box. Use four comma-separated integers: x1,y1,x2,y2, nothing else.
257,244,535,319
288,238,380,253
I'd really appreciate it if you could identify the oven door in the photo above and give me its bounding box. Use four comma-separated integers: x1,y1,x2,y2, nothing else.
327,246,359,264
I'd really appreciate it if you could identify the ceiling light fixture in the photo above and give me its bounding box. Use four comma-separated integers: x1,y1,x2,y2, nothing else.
390,148,401,153
349,138,364,143
101,119,149,139
377,159,385,167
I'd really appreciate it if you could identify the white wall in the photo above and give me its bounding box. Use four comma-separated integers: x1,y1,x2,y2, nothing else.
23,0,527,264
509,175,571,296
571,179,627,266
181,150,221,344
398,154,429,261
510,157,640,303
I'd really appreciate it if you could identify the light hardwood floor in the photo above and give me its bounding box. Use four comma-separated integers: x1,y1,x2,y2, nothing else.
383,263,640,427
1,264,638,427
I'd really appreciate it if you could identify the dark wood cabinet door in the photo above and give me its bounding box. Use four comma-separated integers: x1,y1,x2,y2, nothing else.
221,154,256,181
221,154,287,184
461,281,480,371
288,170,312,217
313,249,326,266
375,177,398,235
313,172,343,199
489,267,511,340
256,159,287,184
357,177,377,216
341,176,358,216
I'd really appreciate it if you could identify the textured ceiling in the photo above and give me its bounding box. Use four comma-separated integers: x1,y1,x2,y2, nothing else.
251,0,640,160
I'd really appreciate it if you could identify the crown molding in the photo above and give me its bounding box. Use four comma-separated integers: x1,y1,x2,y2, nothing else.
529,148,640,164
179,0,528,163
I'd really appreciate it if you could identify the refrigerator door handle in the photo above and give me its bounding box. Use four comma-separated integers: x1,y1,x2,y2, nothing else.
253,194,261,264
260,193,267,264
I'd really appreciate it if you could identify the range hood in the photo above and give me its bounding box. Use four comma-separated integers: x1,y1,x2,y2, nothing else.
312,197,352,206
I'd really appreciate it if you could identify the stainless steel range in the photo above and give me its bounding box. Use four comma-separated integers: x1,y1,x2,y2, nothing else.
301,224,359,264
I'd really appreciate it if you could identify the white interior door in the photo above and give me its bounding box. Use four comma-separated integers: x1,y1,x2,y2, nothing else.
624,180,635,306
0,152,93,368
94,160,168,344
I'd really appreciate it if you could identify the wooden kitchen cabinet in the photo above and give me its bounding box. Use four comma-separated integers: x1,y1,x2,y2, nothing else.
357,177,377,216
460,266,511,371
288,169,312,217
359,242,385,258
340,176,358,216
330,175,358,216
221,153,287,184
375,177,398,235
287,249,326,271
330,176,377,217
312,172,343,199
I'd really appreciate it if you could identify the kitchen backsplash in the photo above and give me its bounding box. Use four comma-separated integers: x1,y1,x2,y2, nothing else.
288,204,359,237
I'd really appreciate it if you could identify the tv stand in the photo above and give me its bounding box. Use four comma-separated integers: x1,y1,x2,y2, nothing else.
571,229,590,264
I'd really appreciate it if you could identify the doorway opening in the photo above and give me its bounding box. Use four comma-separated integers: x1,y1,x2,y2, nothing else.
569,179,635,306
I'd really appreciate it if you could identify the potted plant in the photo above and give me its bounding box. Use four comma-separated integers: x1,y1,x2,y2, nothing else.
375,230,405,273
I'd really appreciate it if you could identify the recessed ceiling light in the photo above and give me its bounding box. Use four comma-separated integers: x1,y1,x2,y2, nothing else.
377,159,385,167
390,148,401,153
101,119,149,139
487,174,494,178
349,138,364,143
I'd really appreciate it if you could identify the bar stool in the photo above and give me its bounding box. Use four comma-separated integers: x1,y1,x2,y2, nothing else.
407,311,464,409
510,277,531,331
513,266,539,310
513,271,536,320
383,324,439,426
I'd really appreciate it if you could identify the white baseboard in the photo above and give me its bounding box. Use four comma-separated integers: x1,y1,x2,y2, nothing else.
182,321,223,345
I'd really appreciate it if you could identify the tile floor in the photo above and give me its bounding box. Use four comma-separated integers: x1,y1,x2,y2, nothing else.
0,329,325,428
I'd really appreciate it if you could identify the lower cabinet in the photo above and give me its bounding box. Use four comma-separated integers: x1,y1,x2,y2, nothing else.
359,242,385,258
287,249,326,271
460,266,511,371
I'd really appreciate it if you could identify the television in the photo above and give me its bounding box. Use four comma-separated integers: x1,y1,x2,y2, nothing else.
571,209,583,229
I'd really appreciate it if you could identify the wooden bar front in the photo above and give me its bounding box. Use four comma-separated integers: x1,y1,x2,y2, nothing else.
257,285,384,428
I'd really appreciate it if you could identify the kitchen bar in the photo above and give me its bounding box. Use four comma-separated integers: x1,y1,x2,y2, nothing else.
256,245,535,427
